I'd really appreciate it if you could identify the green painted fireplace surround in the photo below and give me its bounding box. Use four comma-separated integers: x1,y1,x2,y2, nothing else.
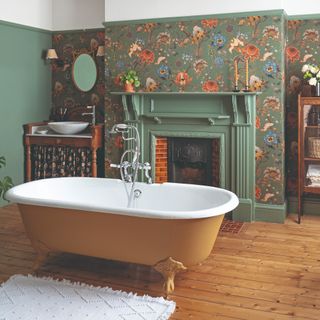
111,91,266,222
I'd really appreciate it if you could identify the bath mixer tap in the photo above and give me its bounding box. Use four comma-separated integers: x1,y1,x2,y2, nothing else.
110,161,132,182
143,162,152,184
121,161,132,182
82,105,96,125
109,123,152,206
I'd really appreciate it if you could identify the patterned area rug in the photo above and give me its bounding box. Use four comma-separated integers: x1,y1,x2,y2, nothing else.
0,275,175,320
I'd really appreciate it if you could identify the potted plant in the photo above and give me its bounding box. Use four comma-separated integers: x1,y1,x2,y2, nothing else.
120,70,141,92
0,156,13,201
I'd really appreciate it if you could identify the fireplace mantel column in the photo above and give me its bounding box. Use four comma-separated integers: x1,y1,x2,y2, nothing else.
230,94,256,221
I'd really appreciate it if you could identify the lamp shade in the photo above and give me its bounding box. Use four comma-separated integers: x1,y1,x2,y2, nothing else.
46,49,58,59
96,45,105,57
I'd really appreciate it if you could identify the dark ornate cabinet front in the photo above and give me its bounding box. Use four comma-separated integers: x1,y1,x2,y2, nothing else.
23,122,104,181
298,95,320,223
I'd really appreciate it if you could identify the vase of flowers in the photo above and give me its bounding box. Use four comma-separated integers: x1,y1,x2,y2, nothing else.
302,64,320,96
119,70,141,92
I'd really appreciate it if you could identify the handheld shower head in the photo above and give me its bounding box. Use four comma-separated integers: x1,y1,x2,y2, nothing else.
110,123,129,134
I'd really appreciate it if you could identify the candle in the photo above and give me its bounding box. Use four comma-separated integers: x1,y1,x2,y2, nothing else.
234,59,238,87
245,58,249,89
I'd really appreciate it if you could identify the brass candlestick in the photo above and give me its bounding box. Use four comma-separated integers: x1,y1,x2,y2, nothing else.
233,58,240,92
243,58,250,92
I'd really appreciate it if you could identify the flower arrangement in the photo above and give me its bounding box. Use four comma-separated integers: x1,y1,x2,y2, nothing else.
302,64,320,86
119,70,140,92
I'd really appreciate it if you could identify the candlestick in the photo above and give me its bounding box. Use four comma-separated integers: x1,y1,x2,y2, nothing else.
233,59,240,92
244,58,250,92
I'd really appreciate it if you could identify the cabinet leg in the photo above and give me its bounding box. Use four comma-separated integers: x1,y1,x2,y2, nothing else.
92,148,97,177
298,195,301,224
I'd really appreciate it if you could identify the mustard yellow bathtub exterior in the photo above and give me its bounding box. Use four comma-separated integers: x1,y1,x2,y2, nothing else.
19,203,223,268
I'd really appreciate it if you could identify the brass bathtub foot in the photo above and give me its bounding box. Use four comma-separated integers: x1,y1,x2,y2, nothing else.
154,257,187,296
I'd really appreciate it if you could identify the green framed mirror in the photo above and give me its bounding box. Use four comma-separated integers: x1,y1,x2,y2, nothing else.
72,53,97,92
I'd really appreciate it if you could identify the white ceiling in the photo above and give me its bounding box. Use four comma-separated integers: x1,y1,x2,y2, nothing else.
1,0,320,30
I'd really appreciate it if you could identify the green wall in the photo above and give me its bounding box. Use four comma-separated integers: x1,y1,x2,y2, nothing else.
0,21,52,206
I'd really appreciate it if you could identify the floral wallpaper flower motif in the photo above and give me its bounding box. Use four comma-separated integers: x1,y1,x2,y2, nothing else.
286,46,300,63
212,32,227,48
263,61,278,78
105,13,285,205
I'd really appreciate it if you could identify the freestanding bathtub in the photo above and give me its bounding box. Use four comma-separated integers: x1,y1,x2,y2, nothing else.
5,177,239,294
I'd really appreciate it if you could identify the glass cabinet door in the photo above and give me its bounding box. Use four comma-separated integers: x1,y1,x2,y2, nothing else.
302,103,320,191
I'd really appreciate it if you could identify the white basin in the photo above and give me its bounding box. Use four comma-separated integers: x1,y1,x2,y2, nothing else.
47,121,89,135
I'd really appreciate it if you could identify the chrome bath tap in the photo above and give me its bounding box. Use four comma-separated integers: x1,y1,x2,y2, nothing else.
142,162,152,184
110,161,132,182
109,123,153,206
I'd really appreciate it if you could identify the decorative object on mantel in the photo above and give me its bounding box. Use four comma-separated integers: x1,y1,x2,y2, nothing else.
302,63,320,97
119,70,141,92
0,275,176,320
233,57,250,92
233,57,240,92
243,57,250,92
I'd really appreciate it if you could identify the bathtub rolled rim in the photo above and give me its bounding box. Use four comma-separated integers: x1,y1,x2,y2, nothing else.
5,177,239,220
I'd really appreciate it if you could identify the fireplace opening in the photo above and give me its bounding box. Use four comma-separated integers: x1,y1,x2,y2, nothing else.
167,137,219,186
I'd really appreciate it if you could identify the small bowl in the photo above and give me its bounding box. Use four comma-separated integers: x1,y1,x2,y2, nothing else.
36,129,48,134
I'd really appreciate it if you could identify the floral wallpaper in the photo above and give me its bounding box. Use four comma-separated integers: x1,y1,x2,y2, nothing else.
51,29,105,123
104,12,286,205
286,19,320,196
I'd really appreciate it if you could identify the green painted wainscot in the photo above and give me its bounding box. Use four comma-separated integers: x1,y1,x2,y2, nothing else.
110,91,270,223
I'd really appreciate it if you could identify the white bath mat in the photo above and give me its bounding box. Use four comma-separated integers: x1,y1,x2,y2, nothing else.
0,275,175,320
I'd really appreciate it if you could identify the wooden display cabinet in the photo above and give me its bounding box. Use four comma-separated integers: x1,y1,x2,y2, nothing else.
23,122,104,181
298,95,320,223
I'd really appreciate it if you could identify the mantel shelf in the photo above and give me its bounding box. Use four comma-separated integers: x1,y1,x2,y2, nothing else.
111,90,257,127
110,91,261,96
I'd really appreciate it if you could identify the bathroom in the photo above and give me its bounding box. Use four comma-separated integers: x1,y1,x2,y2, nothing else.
1,0,320,319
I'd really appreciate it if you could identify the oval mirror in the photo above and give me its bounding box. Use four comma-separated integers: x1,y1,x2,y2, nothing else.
72,53,97,92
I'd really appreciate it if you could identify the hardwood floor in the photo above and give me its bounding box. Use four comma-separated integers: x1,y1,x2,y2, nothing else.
1,204,320,319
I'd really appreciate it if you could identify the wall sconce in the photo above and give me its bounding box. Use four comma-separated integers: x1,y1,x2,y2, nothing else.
46,49,64,67
46,49,58,59
96,46,105,57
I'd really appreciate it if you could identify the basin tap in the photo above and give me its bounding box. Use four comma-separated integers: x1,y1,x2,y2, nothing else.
143,162,152,184
82,105,96,125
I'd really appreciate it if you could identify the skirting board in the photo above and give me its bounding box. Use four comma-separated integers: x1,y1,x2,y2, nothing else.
254,202,287,223
288,196,320,216
232,200,287,223
232,199,253,222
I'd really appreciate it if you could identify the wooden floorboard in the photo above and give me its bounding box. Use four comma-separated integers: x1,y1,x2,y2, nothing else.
1,204,320,319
